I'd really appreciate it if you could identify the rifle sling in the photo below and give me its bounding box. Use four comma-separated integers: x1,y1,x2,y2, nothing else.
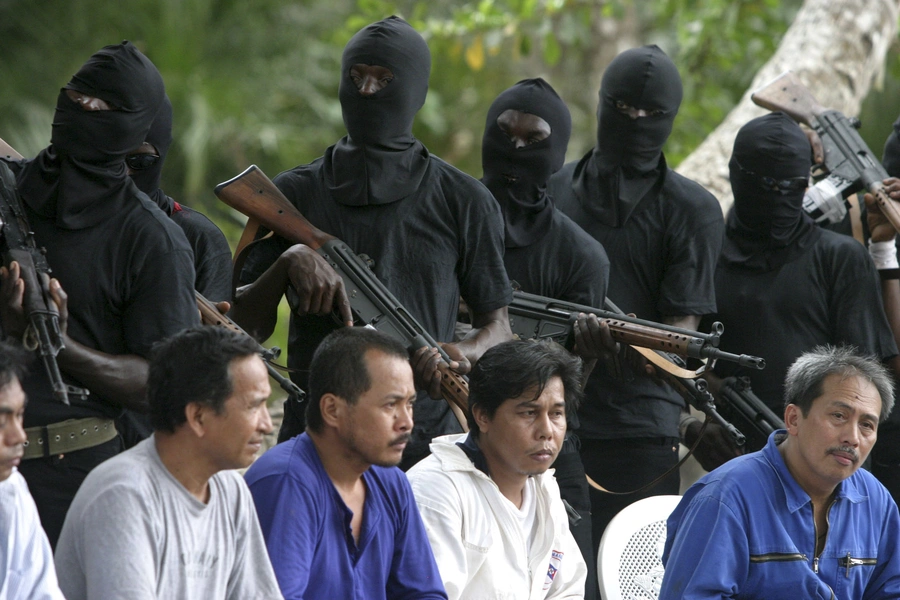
632,346,704,379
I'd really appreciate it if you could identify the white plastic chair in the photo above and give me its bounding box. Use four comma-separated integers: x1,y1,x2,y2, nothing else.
596,495,682,600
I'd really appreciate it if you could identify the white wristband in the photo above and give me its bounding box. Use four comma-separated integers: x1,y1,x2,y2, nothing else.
869,239,899,270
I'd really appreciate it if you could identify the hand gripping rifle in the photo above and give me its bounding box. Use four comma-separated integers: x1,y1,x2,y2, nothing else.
0,159,73,404
751,71,900,229
717,376,785,451
214,166,469,427
195,291,306,407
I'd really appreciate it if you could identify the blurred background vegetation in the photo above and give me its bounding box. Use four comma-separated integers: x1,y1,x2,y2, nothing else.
1,0,899,363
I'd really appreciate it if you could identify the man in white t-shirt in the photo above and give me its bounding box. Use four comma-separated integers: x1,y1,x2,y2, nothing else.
54,327,283,600
408,339,587,599
0,341,64,600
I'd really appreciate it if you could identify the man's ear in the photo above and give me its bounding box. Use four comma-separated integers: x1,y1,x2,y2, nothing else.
184,402,208,438
472,404,491,435
320,393,345,429
784,403,801,435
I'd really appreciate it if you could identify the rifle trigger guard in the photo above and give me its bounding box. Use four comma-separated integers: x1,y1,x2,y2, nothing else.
22,323,39,352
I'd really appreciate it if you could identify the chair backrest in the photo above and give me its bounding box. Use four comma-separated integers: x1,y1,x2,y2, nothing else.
596,495,682,600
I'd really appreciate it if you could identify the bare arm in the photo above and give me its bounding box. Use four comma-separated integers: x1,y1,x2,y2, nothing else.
0,264,149,411
230,244,352,343
412,306,512,400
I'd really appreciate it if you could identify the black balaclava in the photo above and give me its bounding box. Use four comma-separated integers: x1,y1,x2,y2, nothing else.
131,95,175,214
882,115,900,177
573,45,682,228
481,78,571,248
722,112,821,272
17,41,165,230
325,16,430,206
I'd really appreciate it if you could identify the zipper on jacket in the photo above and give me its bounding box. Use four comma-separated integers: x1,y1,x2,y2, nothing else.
749,552,808,563
814,557,819,573
838,553,878,577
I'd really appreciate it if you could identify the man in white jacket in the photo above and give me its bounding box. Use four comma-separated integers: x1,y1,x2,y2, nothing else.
408,339,588,599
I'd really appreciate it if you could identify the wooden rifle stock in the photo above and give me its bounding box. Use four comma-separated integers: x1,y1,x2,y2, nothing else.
195,290,306,404
215,165,470,427
752,71,900,233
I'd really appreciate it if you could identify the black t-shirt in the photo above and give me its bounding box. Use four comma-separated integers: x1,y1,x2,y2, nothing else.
240,151,512,456
170,202,233,303
504,209,610,308
711,229,898,412
6,159,200,427
548,156,724,439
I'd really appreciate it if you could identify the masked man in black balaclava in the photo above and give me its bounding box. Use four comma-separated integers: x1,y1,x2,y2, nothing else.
481,78,611,599
547,45,726,556
232,17,512,471
126,98,232,304
0,41,199,548
709,111,896,447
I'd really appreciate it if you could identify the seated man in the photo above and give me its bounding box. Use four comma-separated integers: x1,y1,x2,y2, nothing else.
54,327,282,600
661,345,900,599
244,327,447,600
407,339,588,599
0,341,64,600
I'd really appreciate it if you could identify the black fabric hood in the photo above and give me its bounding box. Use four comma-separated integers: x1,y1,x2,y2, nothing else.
17,41,165,229
481,78,571,248
131,95,175,214
325,16,430,206
572,45,681,227
723,111,821,271
882,115,900,177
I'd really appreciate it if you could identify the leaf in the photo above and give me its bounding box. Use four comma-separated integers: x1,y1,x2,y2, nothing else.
543,31,561,65
465,34,486,71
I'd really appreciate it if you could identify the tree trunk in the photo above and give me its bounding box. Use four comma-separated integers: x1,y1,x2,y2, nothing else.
675,0,900,214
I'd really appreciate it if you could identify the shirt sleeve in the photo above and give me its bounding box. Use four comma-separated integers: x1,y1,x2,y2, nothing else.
226,476,284,600
866,491,900,599
830,245,899,361
385,477,449,600
456,183,513,315
55,485,160,600
546,524,589,599
659,494,748,599
122,242,200,357
408,471,473,600
657,195,724,317
1,474,65,600
247,472,319,599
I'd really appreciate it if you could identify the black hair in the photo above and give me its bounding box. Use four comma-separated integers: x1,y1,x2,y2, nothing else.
467,339,583,438
148,326,261,433
784,345,895,421
306,327,409,434
0,341,28,391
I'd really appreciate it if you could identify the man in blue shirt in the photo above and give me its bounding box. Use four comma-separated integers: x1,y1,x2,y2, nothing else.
245,327,447,600
661,345,900,599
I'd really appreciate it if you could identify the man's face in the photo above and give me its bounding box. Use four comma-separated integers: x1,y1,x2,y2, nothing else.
349,64,394,96
496,109,551,150
0,378,26,482
475,376,567,478
336,350,415,468
202,355,273,471
785,373,881,494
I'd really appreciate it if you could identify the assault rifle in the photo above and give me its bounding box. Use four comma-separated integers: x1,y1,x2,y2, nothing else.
509,290,747,446
751,71,900,229
717,376,784,451
195,291,306,407
508,289,766,372
0,159,73,404
214,166,469,426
